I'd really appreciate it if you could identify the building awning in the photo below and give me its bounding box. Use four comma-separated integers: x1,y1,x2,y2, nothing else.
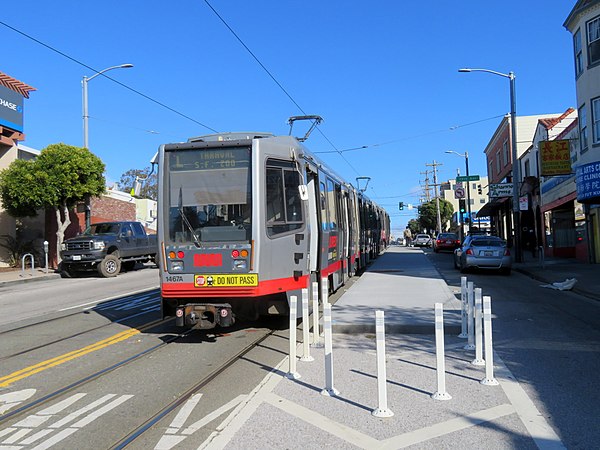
477,197,509,217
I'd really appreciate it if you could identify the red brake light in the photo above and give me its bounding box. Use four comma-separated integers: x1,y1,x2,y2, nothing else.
466,249,474,255
177,251,185,259
231,250,240,258
504,249,511,256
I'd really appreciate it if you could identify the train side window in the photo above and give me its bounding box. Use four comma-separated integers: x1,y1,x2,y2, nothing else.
327,179,338,230
266,160,304,236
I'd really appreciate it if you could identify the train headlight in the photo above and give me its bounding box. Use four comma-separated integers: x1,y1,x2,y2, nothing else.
171,261,184,271
233,260,247,270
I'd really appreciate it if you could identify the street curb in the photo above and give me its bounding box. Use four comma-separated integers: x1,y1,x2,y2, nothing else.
0,273,61,288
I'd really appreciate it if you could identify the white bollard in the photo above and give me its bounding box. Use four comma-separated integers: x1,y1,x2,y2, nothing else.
431,303,452,400
471,288,485,366
311,281,322,347
300,288,314,362
480,296,499,386
458,276,468,338
372,310,394,417
321,302,339,396
321,277,329,305
464,281,476,350
286,295,300,380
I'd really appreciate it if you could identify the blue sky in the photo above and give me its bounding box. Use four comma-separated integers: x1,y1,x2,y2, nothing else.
1,1,577,235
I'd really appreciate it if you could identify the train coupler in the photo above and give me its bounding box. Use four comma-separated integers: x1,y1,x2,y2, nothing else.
176,304,234,329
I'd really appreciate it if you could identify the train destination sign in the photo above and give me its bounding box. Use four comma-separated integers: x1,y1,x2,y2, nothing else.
170,147,251,171
489,183,514,198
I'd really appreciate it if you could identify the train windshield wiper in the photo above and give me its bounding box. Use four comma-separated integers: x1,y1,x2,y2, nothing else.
178,187,201,248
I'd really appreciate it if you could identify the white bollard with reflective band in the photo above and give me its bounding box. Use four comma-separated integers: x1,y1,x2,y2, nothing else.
481,296,499,386
321,302,339,396
372,310,394,417
311,281,322,347
458,276,468,338
472,288,485,366
321,277,329,305
464,281,476,350
286,295,300,379
300,288,314,362
432,303,451,400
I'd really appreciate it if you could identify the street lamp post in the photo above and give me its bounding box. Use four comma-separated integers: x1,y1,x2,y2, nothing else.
446,151,472,234
82,63,133,228
459,68,521,263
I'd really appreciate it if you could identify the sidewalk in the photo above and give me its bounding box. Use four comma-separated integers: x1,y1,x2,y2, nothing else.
199,246,571,449
0,266,60,288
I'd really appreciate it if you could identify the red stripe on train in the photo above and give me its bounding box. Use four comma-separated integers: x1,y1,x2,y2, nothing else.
162,274,310,298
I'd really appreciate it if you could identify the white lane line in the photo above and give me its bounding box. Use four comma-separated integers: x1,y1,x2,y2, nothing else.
168,394,203,432
494,352,566,449
380,404,516,449
182,395,245,436
59,287,159,311
70,395,133,428
14,394,87,428
48,394,117,428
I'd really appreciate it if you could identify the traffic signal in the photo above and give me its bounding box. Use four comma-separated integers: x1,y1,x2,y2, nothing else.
458,199,466,213
399,202,404,210
477,184,482,195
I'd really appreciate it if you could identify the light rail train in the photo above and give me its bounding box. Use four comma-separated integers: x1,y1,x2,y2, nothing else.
157,122,389,329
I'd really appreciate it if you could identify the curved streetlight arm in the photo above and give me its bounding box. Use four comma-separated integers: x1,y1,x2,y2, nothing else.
86,64,134,82
458,68,513,79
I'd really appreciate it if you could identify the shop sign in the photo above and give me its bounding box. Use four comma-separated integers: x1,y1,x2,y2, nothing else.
489,183,513,198
0,85,24,132
540,140,572,176
576,161,600,202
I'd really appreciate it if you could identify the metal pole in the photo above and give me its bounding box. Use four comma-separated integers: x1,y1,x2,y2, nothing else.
509,72,522,263
458,276,468,338
321,302,339,396
431,303,451,400
82,76,89,149
300,288,314,362
286,295,300,380
311,281,322,347
464,281,475,350
481,296,499,386
472,288,485,366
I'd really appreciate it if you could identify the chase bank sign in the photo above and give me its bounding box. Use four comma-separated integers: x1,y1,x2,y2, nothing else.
0,84,24,132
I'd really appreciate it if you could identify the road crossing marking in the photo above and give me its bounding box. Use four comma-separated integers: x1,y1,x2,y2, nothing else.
154,394,245,450
0,390,36,415
0,393,133,449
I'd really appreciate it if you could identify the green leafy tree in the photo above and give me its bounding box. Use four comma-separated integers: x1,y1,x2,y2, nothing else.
417,199,454,233
118,167,157,200
407,218,420,235
0,143,105,264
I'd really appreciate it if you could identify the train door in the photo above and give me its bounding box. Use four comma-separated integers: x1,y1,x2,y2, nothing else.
305,164,320,279
339,186,349,283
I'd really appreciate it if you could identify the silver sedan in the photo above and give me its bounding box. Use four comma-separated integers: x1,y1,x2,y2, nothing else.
453,235,512,275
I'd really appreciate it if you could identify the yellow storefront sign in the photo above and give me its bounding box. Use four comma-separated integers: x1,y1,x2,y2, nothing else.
540,140,572,176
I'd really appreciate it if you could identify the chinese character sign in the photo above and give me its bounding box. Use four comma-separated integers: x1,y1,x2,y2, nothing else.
540,140,572,176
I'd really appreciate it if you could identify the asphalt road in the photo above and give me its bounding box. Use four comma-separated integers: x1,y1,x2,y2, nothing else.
427,248,600,450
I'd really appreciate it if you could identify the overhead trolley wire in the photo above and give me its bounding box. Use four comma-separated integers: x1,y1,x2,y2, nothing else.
0,20,218,133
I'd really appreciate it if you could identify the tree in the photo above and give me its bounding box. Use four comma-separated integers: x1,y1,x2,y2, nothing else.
417,199,454,233
0,143,105,264
118,167,157,200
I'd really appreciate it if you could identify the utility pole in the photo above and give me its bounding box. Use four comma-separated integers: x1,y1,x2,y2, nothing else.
420,170,433,202
426,161,443,234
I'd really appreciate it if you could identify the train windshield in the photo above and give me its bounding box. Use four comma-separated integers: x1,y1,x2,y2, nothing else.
166,146,252,244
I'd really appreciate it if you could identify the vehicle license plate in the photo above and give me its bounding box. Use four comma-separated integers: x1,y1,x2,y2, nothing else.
484,251,493,256
72,255,81,261
194,274,258,287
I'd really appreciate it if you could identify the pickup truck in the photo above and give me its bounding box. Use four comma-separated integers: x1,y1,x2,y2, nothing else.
60,221,158,278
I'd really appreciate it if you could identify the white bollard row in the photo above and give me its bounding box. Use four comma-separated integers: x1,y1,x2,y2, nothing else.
464,281,476,350
372,310,394,417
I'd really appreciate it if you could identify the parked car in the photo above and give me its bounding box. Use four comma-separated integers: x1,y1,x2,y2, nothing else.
60,221,157,278
453,235,511,275
413,234,432,248
433,232,460,253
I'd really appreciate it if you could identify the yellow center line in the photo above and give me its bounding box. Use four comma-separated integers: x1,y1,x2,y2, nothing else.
0,329,141,387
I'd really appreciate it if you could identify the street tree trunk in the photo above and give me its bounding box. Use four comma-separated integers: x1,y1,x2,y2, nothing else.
54,202,71,265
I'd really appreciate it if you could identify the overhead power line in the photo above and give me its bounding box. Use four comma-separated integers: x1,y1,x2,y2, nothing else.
0,20,218,133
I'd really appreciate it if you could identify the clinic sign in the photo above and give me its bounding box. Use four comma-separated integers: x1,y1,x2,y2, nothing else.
576,161,600,202
0,84,24,132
